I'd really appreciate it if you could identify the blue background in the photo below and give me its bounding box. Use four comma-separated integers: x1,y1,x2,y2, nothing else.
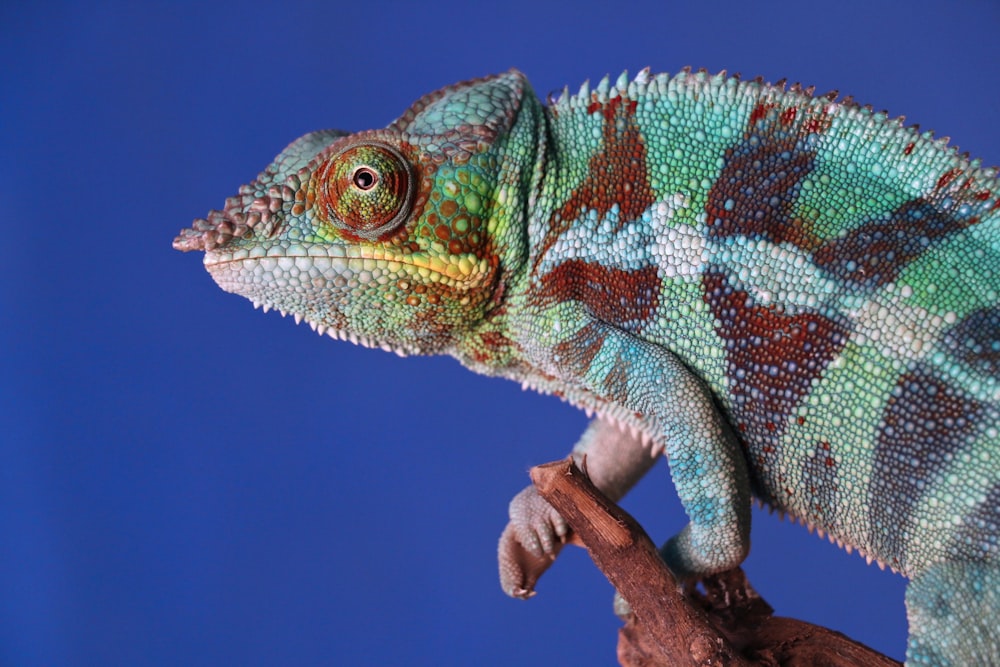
4,1,998,664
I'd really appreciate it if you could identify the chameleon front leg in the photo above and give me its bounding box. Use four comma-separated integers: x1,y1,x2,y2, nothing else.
499,416,659,597
499,319,752,596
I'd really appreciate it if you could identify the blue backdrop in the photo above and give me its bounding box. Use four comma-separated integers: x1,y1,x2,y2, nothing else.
4,1,998,664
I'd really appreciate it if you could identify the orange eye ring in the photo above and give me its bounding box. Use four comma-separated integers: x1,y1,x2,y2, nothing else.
317,141,414,239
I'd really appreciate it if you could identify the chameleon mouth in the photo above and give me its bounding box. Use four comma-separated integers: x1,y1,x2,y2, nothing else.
201,248,447,359
203,244,492,289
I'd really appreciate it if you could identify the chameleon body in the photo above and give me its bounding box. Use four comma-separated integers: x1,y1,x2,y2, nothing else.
175,69,1000,665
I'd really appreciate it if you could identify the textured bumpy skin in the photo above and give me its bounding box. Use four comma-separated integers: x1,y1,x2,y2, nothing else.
175,69,1000,665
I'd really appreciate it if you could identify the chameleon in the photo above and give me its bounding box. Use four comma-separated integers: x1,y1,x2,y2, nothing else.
174,68,1000,665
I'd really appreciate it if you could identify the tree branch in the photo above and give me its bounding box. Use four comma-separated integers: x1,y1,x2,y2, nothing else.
529,458,901,667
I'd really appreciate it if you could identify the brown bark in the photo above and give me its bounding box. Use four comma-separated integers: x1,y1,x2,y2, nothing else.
529,458,901,667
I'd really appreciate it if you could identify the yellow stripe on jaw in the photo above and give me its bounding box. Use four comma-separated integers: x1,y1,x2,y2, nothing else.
213,241,492,285
307,226,490,283
400,251,490,282
331,246,493,288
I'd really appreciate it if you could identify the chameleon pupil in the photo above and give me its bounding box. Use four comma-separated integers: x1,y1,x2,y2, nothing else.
353,168,377,190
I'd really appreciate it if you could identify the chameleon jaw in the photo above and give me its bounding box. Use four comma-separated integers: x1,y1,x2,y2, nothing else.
203,242,494,293
202,239,497,357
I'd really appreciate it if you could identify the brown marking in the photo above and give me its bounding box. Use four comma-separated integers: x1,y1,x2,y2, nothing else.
813,198,972,289
553,322,605,378
749,101,776,126
468,330,517,364
802,114,831,134
942,305,1000,377
603,352,631,405
702,270,851,442
536,94,657,269
936,167,963,191
949,482,1000,560
536,260,660,328
903,142,915,156
869,366,989,562
705,136,819,245
704,101,830,248
439,199,458,216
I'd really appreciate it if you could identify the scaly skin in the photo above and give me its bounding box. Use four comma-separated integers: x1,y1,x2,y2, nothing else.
175,69,1000,665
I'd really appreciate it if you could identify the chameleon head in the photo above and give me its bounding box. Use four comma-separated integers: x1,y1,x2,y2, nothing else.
174,70,542,355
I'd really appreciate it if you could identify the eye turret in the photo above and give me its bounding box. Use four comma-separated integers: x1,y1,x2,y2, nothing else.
316,142,414,239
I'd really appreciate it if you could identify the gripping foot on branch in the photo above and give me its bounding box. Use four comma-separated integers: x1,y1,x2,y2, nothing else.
527,458,900,667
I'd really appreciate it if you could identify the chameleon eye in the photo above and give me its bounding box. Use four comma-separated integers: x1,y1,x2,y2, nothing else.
318,142,414,238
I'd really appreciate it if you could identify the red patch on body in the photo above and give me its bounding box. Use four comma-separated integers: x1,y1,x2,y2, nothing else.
749,102,776,126
471,331,515,364
813,198,973,288
536,260,660,328
553,322,605,378
802,115,830,134
603,355,632,405
704,99,831,250
869,367,989,559
704,135,819,246
536,94,657,269
702,270,850,441
936,167,963,191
